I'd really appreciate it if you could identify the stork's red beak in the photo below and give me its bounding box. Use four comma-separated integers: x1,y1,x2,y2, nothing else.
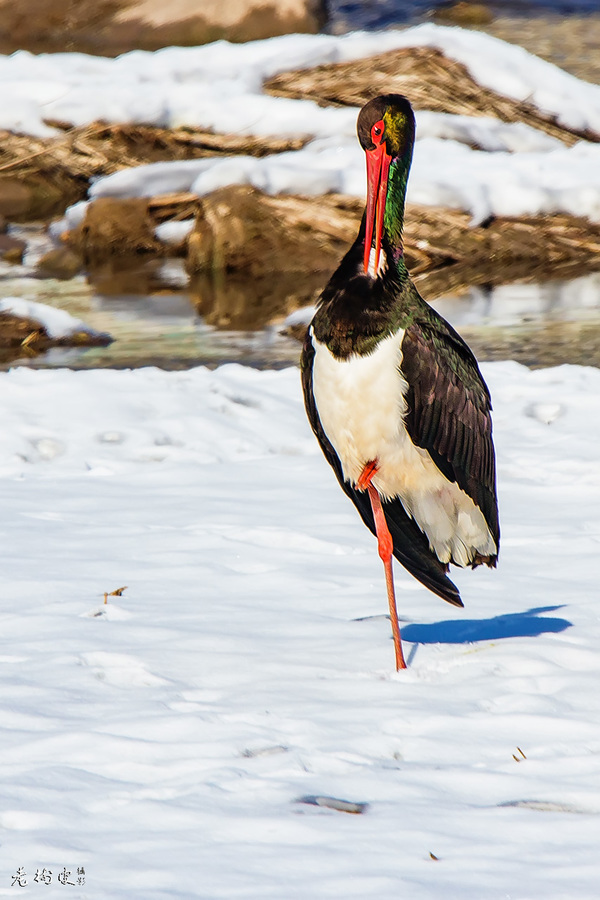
363,143,392,275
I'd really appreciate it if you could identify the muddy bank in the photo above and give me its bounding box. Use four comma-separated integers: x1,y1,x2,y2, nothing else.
56,186,600,332
462,319,600,370
4,267,599,371
3,222,598,371
0,310,112,365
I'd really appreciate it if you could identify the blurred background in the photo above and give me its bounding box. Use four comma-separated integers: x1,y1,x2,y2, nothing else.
0,0,599,370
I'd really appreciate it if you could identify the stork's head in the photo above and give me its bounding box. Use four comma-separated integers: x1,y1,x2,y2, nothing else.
357,95,416,275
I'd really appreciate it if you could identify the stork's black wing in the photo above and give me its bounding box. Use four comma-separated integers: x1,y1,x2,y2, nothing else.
301,329,463,606
401,316,500,561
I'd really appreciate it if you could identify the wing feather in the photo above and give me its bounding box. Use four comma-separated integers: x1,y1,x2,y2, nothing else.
401,321,499,556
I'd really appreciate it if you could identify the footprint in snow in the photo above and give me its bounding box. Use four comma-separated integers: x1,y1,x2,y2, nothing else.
32,437,65,460
80,651,167,688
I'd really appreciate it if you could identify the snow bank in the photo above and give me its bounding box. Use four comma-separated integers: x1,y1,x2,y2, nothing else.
0,296,108,339
391,23,600,135
80,129,600,226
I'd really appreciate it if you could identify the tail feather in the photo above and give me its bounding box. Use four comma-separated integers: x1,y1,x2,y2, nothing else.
342,482,463,607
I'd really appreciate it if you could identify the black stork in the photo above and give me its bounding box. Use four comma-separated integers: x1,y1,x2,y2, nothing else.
301,95,499,670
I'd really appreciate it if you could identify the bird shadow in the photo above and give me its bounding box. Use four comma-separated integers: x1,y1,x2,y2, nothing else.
401,606,571,646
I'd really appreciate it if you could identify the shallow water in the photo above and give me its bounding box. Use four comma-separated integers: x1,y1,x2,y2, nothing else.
2,226,599,370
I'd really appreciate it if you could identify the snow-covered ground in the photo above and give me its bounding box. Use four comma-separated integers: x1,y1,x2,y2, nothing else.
1,361,599,899
4,24,600,225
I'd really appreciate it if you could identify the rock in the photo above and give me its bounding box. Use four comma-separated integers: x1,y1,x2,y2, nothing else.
114,0,326,48
433,2,493,26
0,306,112,365
0,234,26,264
186,184,351,279
66,198,162,260
36,246,83,279
0,176,72,221
186,184,345,329
0,180,38,219
0,312,48,356
0,0,327,55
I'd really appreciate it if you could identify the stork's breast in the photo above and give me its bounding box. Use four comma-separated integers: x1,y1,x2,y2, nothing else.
311,328,410,487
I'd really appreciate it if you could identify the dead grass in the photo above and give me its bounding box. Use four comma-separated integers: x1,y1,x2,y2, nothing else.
0,122,308,220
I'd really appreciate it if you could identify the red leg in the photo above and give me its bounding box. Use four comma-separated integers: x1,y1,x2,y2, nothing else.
359,461,407,671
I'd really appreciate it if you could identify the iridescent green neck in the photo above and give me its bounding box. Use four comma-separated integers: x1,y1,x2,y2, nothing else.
383,145,413,274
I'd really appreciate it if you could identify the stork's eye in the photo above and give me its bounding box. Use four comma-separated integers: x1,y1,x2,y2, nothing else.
371,119,384,144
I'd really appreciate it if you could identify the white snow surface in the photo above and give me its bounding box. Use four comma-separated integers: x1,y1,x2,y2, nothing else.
1,361,600,898
153,218,195,244
4,25,600,225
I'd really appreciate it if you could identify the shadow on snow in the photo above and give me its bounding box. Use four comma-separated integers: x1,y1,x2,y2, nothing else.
401,606,571,645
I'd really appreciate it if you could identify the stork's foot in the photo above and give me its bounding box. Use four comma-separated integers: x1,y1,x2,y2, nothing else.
357,458,379,491
358,462,406,671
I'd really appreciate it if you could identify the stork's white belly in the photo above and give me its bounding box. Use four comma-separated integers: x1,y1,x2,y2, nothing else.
310,327,496,565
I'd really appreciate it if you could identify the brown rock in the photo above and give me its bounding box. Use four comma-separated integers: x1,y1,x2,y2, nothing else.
0,176,71,221
66,197,162,260
0,312,49,356
0,179,37,219
186,185,349,278
0,309,112,365
186,184,346,329
114,0,326,47
37,246,83,279
433,2,493,26
0,234,26,264
0,0,326,56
